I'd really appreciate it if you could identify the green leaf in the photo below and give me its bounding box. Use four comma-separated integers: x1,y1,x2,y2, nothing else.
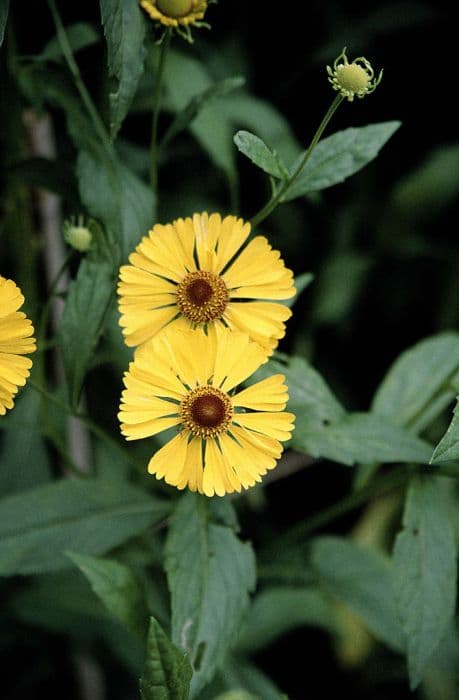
60,222,116,407
237,586,336,653
11,157,78,203
0,478,169,576
310,536,405,651
100,0,147,139
233,130,288,179
215,658,286,700
393,476,457,689
67,552,150,639
283,121,401,201
0,0,9,47
311,252,372,324
162,76,245,151
165,494,256,697
140,616,193,700
77,150,155,260
372,333,459,433
431,398,459,464
294,412,433,466
41,22,99,62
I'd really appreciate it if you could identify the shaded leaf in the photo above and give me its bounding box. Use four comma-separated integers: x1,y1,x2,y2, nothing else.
100,0,147,139
372,333,459,433
283,122,401,201
294,412,433,466
165,494,256,697
41,22,99,62
0,479,169,576
11,156,78,203
68,552,149,639
233,130,288,179
431,398,459,464
311,536,405,651
140,616,193,700
393,476,457,689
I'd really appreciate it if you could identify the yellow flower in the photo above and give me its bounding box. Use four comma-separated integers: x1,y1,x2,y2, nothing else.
327,47,383,102
119,325,295,496
118,212,295,352
0,277,36,416
140,0,207,27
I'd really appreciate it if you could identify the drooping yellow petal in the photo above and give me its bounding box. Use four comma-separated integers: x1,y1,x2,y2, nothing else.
233,411,295,441
148,431,189,483
176,436,203,493
119,306,179,347
223,236,294,291
232,374,289,411
212,327,268,392
202,438,241,496
120,415,180,440
215,216,251,273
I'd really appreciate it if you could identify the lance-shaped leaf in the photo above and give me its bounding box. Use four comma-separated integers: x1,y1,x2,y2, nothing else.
140,617,193,700
0,479,169,576
233,130,288,179
100,0,147,139
68,552,150,640
283,121,401,201
393,476,457,689
431,398,459,464
165,494,256,697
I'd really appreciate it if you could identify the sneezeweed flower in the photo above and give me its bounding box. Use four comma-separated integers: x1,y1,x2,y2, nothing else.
119,325,295,496
140,0,210,40
118,212,295,352
0,277,36,416
327,47,383,101
63,216,92,253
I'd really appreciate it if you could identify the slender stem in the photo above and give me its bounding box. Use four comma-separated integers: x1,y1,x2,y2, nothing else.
150,30,172,193
251,94,344,228
47,0,113,157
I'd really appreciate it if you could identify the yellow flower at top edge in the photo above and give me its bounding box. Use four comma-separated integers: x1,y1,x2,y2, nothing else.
118,212,296,352
140,0,208,27
119,324,295,496
0,277,36,416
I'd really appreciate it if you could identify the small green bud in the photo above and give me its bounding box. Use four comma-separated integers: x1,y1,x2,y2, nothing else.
327,47,383,102
63,217,92,253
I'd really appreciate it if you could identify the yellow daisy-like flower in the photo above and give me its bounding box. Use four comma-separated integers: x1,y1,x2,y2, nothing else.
140,0,207,27
119,325,295,496
0,277,36,416
118,212,295,352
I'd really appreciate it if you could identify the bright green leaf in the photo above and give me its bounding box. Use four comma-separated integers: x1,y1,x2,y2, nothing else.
233,130,288,179
0,479,169,576
100,0,147,139
165,494,256,697
393,476,457,689
140,616,193,700
431,398,459,464
283,121,401,201
67,552,150,640
372,333,459,433
237,586,337,653
294,412,433,466
311,536,405,651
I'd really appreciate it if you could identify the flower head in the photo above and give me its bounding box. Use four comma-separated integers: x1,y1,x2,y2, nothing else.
140,0,208,38
327,47,383,101
118,212,295,353
119,325,295,496
63,216,92,253
0,277,36,415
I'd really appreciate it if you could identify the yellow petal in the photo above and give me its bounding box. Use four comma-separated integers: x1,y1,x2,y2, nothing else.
148,431,189,482
233,411,295,441
232,374,288,411
223,236,292,289
212,327,268,392
119,306,179,347
120,415,180,440
215,216,251,273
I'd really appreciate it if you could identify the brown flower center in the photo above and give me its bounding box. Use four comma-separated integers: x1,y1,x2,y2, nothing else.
180,386,233,438
156,0,194,18
176,271,228,324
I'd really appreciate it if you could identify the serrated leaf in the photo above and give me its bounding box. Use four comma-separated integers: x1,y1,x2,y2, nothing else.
60,222,115,407
140,617,193,700
100,0,146,139
233,130,288,179
67,552,149,639
293,412,432,466
165,494,256,697
431,398,459,464
393,476,457,689
311,536,405,651
237,586,336,653
162,76,245,151
41,22,99,62
283,121,401,201
372,333,459,433
0,479,169,576
0,0,9,47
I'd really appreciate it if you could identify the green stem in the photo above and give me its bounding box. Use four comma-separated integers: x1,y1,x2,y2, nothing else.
47,0,113,157
37,250,74,342
150,30,172,193
251,94,344,228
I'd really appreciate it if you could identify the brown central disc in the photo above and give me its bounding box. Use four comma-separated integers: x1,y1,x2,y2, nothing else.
191,394,226,428
187,279,213,306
